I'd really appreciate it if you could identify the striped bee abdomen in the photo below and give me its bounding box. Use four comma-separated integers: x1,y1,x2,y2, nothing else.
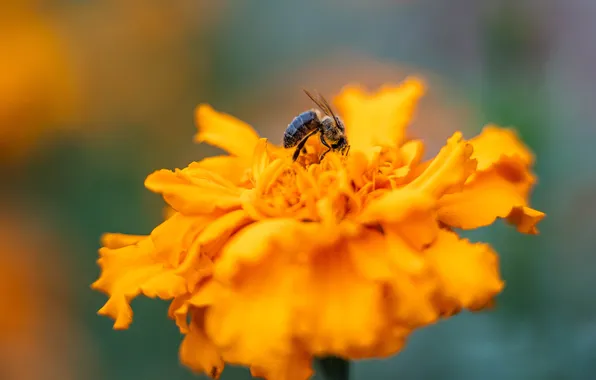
283,110,320,148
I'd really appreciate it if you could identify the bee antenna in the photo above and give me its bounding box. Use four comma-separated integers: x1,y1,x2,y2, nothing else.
302,88,338,120
302,88,318,105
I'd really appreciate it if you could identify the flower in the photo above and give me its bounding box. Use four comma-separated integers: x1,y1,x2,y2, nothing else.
92,76,544,380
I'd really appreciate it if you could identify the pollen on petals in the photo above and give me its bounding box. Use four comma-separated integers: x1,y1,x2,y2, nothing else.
92,77,544,380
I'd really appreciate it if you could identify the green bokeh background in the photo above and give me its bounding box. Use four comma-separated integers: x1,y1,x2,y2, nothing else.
3,1,595,379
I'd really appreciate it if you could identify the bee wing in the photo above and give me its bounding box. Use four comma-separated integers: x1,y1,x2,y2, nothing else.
302,89,336,117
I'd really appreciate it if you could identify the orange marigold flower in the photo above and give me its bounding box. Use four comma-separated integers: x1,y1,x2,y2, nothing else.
92,76,545,380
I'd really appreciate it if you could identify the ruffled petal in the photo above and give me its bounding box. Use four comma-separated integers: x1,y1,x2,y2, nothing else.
92,214,215,329
407,132,476,198
335,77,425,156
144,168,243,214
382,228,438,327
205,252,302,375
215,219,339,281
358,185,439,252
188,155,249,186
426,230,504,312
194,104,260,160
347,228,394,281
507,206,545,234
383,226,426,274
345,228,436,331
250,138,288,185
438,169,542,232
437,126,544,233
91,237,161,329
196,209,253,258
101,233,145,249
360,325,410,358
150,212,212,266
395,140,424,179
295,242,390,359
470,125,534,171
179,308,225,379
249,352,313,380
168,294,191,333
358,188,435,225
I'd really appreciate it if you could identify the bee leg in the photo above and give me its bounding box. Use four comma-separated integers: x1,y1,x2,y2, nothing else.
344,145,351,156
319,134,331,161
292,130,318,161
319,149,331,161
292,146,304,161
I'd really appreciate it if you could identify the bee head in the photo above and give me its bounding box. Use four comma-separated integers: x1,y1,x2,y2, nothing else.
331,136,348,150
333,116,345,133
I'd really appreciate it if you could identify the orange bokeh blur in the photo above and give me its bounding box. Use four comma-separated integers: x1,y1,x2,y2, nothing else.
0,203,95,380
0,3,79,162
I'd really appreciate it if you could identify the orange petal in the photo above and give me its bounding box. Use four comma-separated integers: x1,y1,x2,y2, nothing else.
347,228,394,281
407,132,476,198
335,77,425,155
387,275,438,329
437,125,546,233
195,209,253,258
251,138,272,184
168,295,191,333
144,168,243,214
255,158,288,195
295,243,390,359
179,309,225,379
383,225,427,274
470,125,534,171
400,140,424,167
346,229,435,337
205,252,301,374
358,188,435,225
194,104,260,160
140,272,187,299
249,352,313,380
345,150,369,188
100,233,146,249
438,169,540,231
382,228,438,327
360,325,411,358
426,230,504,311
92,238,161,329
92,215,215,329
188,155,249,185
150,212,212,267
395,139,425,179
214,219,338,281
507,206,545,234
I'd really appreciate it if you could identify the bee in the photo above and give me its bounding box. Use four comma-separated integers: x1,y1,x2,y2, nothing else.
283,89,350,161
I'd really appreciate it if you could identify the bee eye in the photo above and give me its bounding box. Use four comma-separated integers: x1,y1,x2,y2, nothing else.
331,136,346,149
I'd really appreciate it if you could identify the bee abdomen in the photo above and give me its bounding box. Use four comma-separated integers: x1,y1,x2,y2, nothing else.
283,110,319,148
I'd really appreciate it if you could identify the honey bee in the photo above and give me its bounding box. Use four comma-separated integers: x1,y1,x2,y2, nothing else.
283,89,350,161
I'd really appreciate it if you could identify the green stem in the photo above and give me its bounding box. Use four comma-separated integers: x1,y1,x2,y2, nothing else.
316,356,350,380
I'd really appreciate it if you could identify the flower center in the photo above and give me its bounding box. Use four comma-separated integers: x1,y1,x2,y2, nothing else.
244,138,421,224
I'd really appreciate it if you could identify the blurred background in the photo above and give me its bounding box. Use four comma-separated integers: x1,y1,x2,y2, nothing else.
0,0,594,379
